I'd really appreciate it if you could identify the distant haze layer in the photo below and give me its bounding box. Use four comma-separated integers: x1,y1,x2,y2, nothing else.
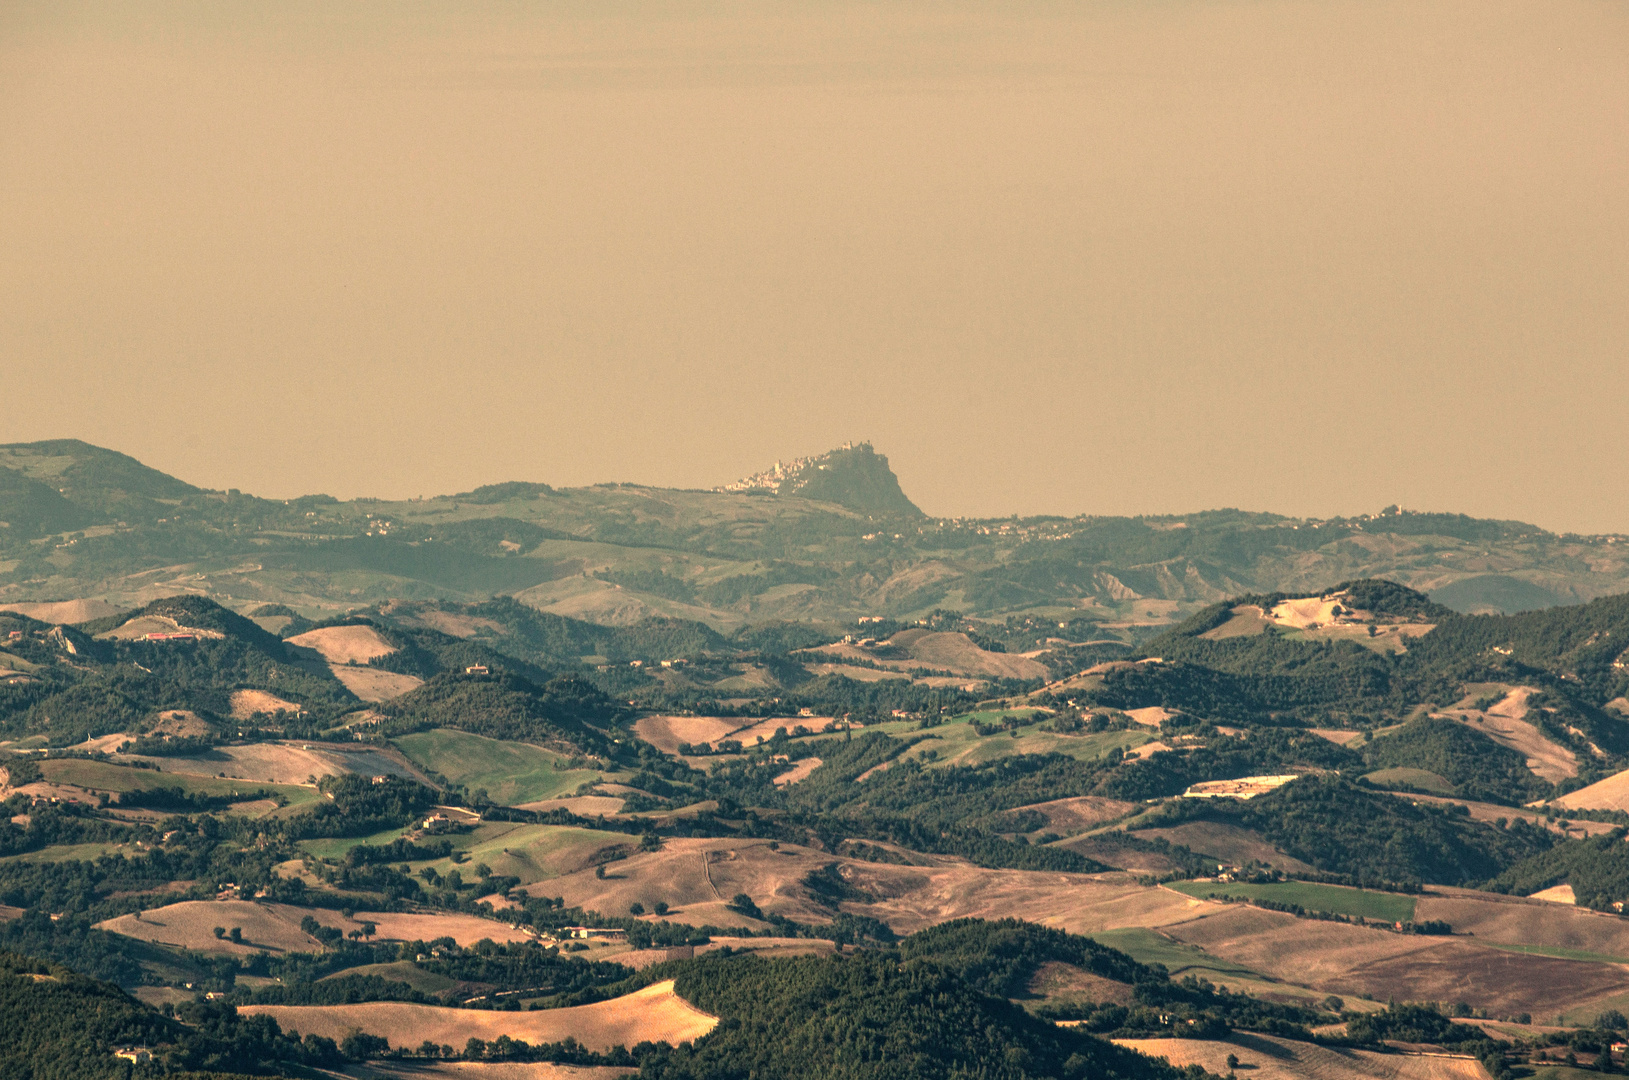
0,0,1624,531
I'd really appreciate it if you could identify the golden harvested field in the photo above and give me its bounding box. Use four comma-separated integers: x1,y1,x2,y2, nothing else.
609,936,833,971
97,900,326,956
332,666,425,702
1163,905,1629,1016
1309,729,1366,746
1396,795,1612,836
287,624,398,664
1125,707,1173,727
295,907,536,947
1413,891,1629,958
772,758,822,785
98,900,534,954
537,834,1213,937
241,979,716,1051
1198,606,1273,639
515,795,627,816
1528,885,1577,904
1113,1033,1491,1080
633,716,740,754
727,716,838,745
889,630,1050,680
230,689,305,719
360,1063,633,1080
1554,769,1629,812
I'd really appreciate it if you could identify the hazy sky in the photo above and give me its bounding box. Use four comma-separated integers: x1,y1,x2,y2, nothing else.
2,1,1625,531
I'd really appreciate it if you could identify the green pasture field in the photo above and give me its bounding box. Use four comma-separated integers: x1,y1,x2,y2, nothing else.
320,960,457,995
298,824,416,860
37,758,322,812
0,841,139,864
405,821,633,886
1088,927,1261,980
1166,880,1417,923
1360,767,1457,795
861,717,1153,769
393,729,605,806
1479,942,1629,966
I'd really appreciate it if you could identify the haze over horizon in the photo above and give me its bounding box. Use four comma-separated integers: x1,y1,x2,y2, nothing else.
3,0,1624,531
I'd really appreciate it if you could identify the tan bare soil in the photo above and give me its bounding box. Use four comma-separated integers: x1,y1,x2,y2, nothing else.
1113,1032,1491,1080
242,979,715,1051
287,625,398,664
1124,707,1173,727
230,689,304,720
1163,904,1629,1015
331,665,424,702
1442,687,1576,782
0,599,121,624
1008,796,1136,834
1131,823,1314,873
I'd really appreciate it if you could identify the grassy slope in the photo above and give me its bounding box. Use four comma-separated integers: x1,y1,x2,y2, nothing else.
38,758,323,811
394,728,604,805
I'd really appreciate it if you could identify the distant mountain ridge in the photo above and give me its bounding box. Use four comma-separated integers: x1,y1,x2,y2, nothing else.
2,438,1628,624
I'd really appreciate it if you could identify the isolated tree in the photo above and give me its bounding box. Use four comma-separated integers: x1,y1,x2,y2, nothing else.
212,926,225,940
